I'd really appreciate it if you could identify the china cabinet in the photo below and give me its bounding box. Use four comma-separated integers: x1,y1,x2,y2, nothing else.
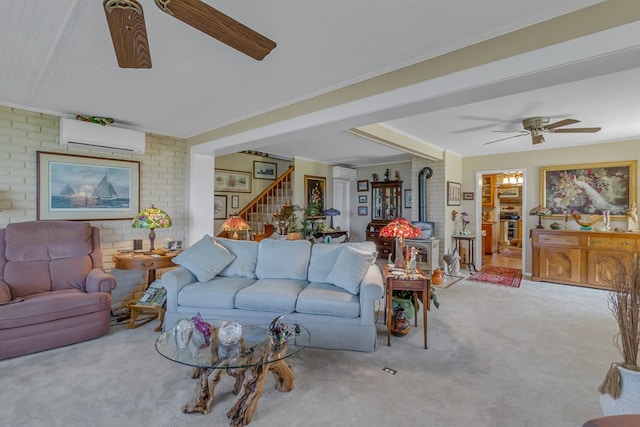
366,181,403,259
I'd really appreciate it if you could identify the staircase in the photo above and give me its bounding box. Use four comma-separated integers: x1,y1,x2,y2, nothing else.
224,165,294,239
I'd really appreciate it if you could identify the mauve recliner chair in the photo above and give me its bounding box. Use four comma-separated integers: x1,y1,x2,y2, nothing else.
0,221,116,360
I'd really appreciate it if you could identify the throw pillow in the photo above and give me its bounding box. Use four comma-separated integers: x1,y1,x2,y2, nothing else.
173,235,236,282
325,245,375,295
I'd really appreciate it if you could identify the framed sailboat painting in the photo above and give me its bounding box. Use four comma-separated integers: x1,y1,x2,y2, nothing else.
37,151,140,220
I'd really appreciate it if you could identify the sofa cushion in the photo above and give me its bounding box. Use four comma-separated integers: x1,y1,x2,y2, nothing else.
235,279,307,313
325,246,375,295
296,282,360,318
173,235,236,282
308,241,377,284
255,239,311,280
215,238,259,279
177,277,256,309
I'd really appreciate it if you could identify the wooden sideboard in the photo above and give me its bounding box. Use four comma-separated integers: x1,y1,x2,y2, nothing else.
531,229,640,290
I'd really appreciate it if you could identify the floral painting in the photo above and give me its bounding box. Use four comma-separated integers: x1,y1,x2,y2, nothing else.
304,175,325,217
541,161,636,218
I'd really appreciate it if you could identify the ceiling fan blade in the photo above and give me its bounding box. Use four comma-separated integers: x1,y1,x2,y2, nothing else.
104,0,152,68
154,0,276,60
552,127,602,133
545,118,580,129
483,133,530,145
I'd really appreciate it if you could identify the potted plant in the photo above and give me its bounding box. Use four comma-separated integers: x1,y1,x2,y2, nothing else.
598,257,640,415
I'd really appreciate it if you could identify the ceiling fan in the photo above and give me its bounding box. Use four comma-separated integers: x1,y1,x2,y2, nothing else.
484,117,601,145
103,0,276,69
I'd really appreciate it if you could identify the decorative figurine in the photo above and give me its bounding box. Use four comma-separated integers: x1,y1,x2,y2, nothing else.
395,171,400,181
384,168,390,181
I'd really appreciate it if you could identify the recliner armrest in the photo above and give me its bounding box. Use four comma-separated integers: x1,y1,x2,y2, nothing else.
86,268,117,293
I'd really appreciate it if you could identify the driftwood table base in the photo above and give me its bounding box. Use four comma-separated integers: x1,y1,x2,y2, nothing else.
183,359,295,426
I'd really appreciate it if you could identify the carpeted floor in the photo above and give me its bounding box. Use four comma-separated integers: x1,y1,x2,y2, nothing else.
0,277,617,427
468,264,523,288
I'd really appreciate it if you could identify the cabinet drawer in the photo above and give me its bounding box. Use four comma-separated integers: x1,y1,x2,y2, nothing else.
538,234,579,246
589,236,637,251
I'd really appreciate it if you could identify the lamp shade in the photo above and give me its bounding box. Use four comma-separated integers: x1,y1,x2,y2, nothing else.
323,208,341,228
132,205,172,252
221,215,251,239
379,218,422,239
132,205,173,229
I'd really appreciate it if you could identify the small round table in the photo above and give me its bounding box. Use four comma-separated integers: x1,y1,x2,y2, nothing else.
113,252,177,286
452,234,478,274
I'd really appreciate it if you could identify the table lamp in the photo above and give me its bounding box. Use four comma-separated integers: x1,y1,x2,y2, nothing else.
529,205,551,229
221,215,251,240
323,208,341,228
132,205,172,252
379,218,422,269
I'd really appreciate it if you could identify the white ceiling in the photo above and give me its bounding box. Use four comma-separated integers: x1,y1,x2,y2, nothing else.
2,1,639,166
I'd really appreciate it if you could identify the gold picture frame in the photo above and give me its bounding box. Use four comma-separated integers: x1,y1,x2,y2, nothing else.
540,160,636,218
304,175,326,217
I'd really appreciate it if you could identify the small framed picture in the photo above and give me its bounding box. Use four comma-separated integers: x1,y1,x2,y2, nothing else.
358,195,367,203
357,180,369,192
404,189,412,208
253,161,277,180
231,195,239,209
447,181,462,206
463,192,474,201
358,206,368,216
214,195,227,219
167,240,183,252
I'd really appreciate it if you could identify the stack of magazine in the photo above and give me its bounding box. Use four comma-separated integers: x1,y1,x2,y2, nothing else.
136,281,166,307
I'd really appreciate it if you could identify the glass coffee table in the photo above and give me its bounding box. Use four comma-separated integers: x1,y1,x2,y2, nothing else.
156,321,310,427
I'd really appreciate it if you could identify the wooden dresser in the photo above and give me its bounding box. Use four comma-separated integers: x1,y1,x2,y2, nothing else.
366,221,395,260
531,229,640,289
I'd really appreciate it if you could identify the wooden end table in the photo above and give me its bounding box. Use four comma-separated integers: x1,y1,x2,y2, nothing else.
113,252,178,286
113,252,177,331
383,265,430,349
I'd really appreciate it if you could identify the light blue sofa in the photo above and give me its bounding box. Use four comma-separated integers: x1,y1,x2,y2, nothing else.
161,236,384,352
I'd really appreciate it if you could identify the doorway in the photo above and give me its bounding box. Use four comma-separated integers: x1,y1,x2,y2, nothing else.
476,170,526,271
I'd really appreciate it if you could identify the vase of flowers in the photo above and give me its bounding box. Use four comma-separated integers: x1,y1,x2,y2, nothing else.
459,211,471,235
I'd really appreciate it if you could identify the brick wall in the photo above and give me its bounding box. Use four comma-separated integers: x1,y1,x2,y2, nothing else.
0,106,188,308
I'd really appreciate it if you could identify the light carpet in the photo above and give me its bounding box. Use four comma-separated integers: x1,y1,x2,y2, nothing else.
0,278,618,427
468,265,523,288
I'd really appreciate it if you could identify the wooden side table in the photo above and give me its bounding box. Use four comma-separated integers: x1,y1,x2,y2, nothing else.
113,252,177,331
113,252,178,286
383,265,430,349
452,234,478,273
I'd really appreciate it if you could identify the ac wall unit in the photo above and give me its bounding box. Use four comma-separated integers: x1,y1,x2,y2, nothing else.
333,166,357,181
60,117,145,155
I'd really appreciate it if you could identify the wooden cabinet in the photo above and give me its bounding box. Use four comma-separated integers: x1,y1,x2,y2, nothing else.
367,181,403,259
371,181,402,221
531,229,640,289
366,221,395,259
482,223,493,254
481,176,495,206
